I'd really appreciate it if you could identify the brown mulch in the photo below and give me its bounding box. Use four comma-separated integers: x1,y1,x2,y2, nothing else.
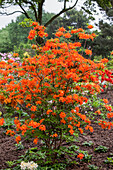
0,88,113,169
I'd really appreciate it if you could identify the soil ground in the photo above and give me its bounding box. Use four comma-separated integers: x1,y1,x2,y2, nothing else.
0,87,113,170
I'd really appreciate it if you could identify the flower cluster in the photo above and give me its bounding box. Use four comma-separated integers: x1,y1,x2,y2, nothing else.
20,161,38,170
28,22,48,40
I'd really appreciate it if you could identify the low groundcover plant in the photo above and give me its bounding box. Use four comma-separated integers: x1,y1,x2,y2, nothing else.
0,22,113,167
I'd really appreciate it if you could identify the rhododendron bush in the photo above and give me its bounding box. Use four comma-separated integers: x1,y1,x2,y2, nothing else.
0,22,113,164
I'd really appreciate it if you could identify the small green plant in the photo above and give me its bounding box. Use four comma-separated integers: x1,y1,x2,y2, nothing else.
88,164,99,170
82,141,93,146
104,157,113,165
6,161,15,167
94,145,108,153
15,142,24,150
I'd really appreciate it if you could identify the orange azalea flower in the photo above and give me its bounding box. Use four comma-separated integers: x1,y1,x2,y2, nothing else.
46,109,53,115
52,112,56,116
59,97,65,102
55,31,64,37
78,32,94,40
89,126,93,132
28,120,40,128
85,125,89,130
73,42,81,47
14,118,20,125
38,30,48,38
28,29,36,40
77,153,84,160
60,118,66,124
58,90,64,96
111,51,113,55
103,98,108,104
13,53,19,57
85,49,92,55
32,130,35,133
85,125,93,132
71,28,84,34
16,122,21,131
31,114,35,119
104,105,112,111
52,133,58,137
87,25,93,29
71,110,75,114
64,32,71,38
69,129,74,135
91,33,96,37
31,105,37,112
80,114,86,121
35,101,42,105
39,125,46,131
33,138,38,144
39,119,45,124
68,124,73,129
67,117,73,122
0,118,5,126
78,128,83,134
76,122,80,127
75,107,79,113
20,124,28,132
16,107,19,110
26,103,31,108
15,136,21,144
58,27,66,32
6,130,16,136
95,110,101,115
32,44,37,49
101,58,109,63
31,22,38,26
8,59,14,63
107,112,113,119
59,112,66,119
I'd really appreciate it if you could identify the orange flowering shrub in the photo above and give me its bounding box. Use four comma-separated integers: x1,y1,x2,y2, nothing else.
0,22,113,164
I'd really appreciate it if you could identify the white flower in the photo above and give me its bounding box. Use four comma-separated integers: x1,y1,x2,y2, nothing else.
20,161,38,170
20,161,28,170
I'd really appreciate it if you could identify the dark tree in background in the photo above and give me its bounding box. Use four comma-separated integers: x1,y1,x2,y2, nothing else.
0,0,113,29
91,20,113,58
0,0,113,53
0,9,90,52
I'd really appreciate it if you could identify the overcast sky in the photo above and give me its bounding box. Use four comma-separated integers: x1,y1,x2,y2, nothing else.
0,0,102,30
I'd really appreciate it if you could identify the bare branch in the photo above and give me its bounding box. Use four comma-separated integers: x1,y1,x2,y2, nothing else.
44,0,79,27
64,0,66,9
0,4,12,9
22,0,38,21
15,0,30,19
0,11,24,16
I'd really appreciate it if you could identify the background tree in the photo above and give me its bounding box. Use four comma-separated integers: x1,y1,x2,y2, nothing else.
91,20,113,58
0,0,112,45
0,0,80,26
0,29,12,53
0,0,113,26
0,9,90,52
83,0,113,21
